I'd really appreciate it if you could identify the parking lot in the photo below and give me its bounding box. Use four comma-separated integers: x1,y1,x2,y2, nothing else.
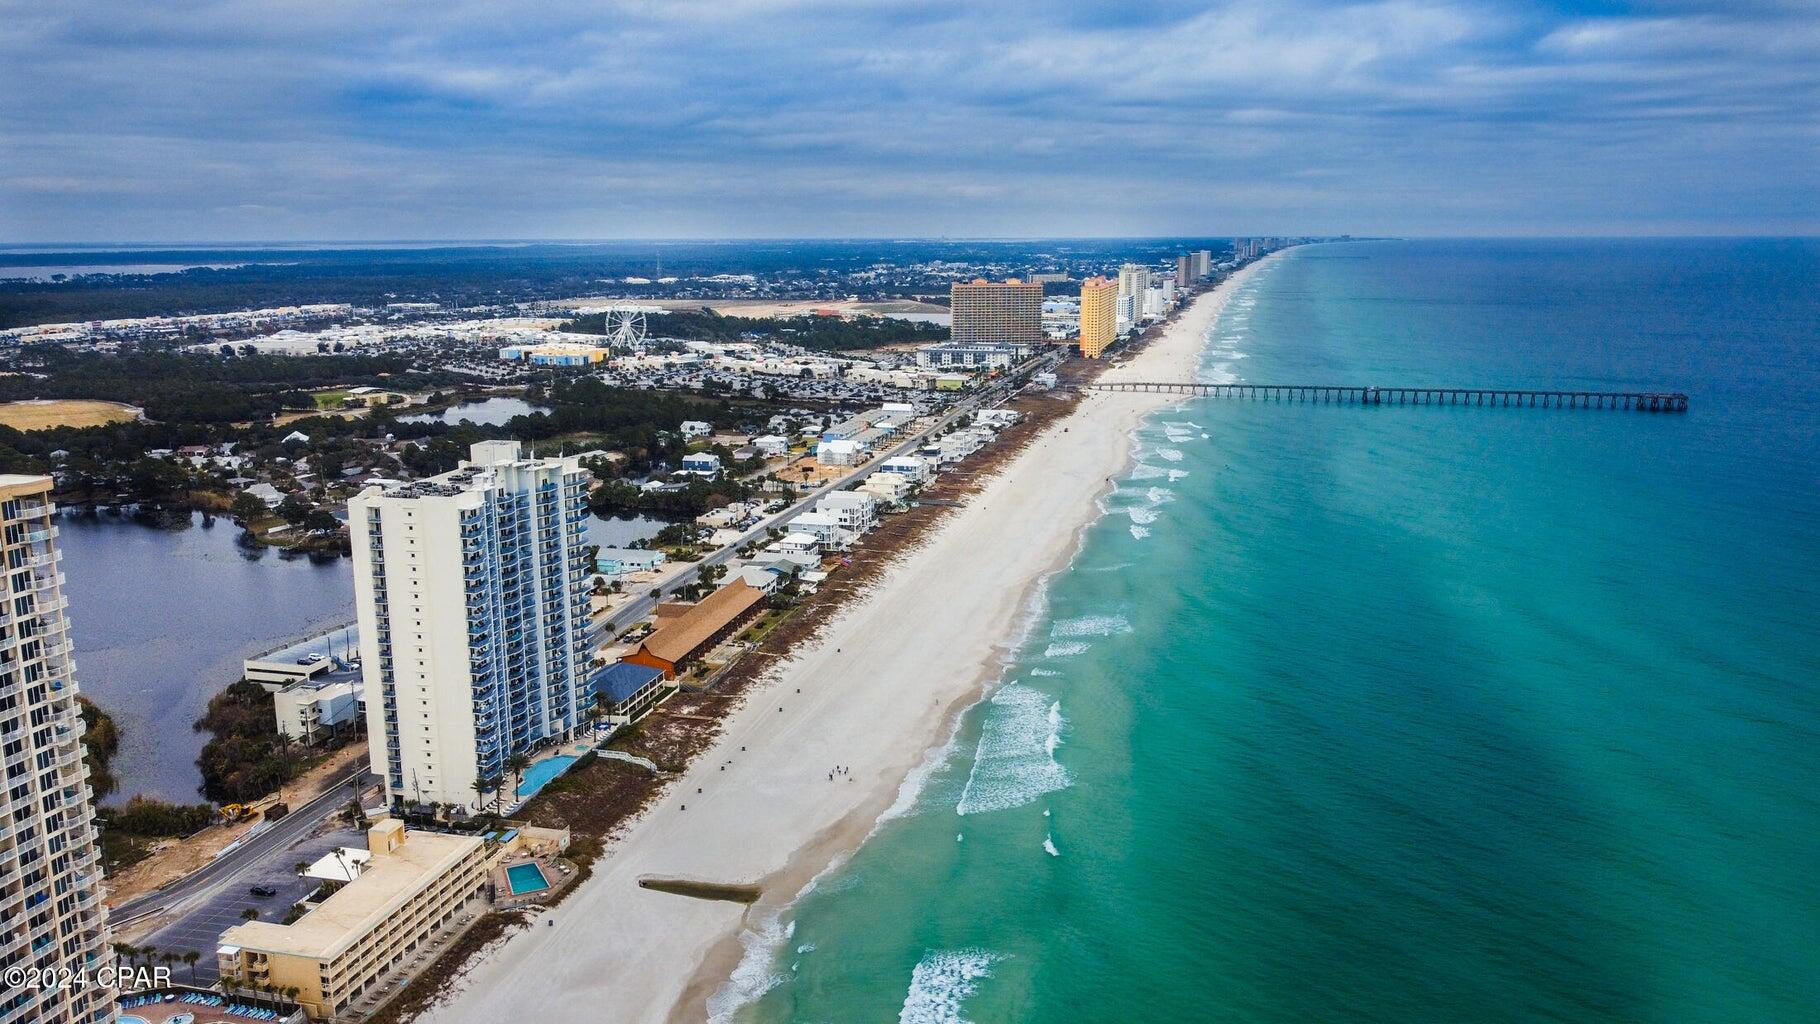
137,826,366,983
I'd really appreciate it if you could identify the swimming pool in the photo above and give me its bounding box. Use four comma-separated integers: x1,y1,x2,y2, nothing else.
515,754,578,798
506,861,550,895
118,1017,148,1024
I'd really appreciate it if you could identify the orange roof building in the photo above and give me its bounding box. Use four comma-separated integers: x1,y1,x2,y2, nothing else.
621,579,767,678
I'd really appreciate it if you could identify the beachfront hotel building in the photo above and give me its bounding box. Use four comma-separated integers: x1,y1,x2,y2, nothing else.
0,476,114,1024
217,819,490,1019
1078,276,1118,359
350,441,592,810
949,278,1043,347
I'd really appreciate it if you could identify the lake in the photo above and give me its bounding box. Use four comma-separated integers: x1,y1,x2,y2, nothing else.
56,510,355,804
399,396,549,427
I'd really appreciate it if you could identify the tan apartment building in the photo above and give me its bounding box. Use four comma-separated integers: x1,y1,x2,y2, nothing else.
949,278,1043,347
0,475,114,1024
216,820,488,1019
1078,276,1118,359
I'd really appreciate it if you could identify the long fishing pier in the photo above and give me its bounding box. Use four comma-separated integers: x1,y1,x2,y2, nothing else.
1087,382,1688,412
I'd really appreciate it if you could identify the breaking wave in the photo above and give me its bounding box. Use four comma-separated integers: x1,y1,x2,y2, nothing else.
899,949,1005,1024
1050,613,1133,639
956,684,1071,816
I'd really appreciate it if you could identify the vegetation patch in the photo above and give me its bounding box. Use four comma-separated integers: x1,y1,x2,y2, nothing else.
0,399,138,431
194,679,330,803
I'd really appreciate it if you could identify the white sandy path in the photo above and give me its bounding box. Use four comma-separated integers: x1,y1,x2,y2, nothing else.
421,256,1273,1024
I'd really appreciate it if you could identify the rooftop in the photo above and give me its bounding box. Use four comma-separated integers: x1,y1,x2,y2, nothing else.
590,661,665,702
218,822,480,962
635,579,766,665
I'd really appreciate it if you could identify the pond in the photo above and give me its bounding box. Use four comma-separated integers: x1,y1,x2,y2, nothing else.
399,396,550,427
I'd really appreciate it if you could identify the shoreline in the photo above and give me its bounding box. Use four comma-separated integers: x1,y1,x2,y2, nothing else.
420,256,1276,1024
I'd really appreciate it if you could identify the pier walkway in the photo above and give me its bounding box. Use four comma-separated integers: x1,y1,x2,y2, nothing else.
1087,382,1689,412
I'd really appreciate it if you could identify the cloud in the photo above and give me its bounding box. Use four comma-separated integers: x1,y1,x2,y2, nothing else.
0,0,1815,240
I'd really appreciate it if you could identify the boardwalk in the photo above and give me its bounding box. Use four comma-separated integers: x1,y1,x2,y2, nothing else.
1087,382,1689,412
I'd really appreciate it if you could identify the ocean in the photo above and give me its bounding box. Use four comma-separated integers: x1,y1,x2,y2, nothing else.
730,239,1820,1023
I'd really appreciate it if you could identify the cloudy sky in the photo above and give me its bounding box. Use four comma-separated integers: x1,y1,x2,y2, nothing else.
2,1,1815,241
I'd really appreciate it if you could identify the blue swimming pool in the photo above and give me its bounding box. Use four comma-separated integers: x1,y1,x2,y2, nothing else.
118,1017,148,1024
506,862,550,895
515,754,577,798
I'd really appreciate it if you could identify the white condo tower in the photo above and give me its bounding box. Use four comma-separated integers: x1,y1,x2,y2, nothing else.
350,442,591,810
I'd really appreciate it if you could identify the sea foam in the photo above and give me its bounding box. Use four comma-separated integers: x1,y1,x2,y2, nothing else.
1049,613,1133,639
956,684,1072,815
899,949,1004,1024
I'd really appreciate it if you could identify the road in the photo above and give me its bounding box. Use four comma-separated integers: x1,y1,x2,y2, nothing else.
109,760,372,930
587,350,1060,641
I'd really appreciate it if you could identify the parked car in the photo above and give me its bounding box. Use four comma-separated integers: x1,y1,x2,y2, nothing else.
248,885,278,898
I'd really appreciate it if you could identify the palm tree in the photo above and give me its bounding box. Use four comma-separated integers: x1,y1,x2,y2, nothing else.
113,941,138,969
183,950,201,983
504,753,531,798
471,776,492,811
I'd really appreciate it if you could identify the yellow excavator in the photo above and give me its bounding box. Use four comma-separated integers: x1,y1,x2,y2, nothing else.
219,803,258,823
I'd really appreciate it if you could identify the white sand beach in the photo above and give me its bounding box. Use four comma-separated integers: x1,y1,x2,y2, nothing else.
422,257,1271,1024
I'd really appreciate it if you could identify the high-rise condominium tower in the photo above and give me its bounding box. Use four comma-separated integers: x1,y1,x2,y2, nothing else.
0,476,113,1024
949,278,1044,347
351,442,591,810
1117,263,1149,301
1078,276,1118,359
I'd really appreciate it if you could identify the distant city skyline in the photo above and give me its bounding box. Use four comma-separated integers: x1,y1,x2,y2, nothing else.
2,1,1815,242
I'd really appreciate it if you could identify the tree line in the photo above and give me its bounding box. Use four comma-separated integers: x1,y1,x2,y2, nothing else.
562,307,947,352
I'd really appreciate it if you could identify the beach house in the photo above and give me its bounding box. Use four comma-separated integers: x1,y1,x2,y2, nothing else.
816,491,878,535
816,439,861,467
789,510,851,551
771,532,822,556
596,548,666,576
680,452,722,477
879,455,930,483
860,471,911,503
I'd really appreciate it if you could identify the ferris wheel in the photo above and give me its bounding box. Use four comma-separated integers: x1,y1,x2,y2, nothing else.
604,305,649,349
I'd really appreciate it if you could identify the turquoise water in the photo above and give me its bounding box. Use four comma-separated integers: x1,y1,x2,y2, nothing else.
733,240,1820,1024
506,861,551,895
516,754,578,798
